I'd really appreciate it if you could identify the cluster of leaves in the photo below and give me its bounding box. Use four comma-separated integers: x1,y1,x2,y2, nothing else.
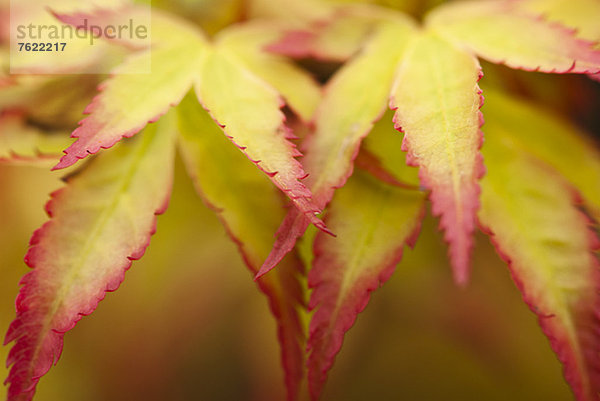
1,0,600,400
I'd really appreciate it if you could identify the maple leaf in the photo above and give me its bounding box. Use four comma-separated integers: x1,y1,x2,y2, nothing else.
52,5,328,233
261,0,600,285
291,107,424,399
4,115,176,401
389,30,485,285
307,169,425,400
479,93,600,401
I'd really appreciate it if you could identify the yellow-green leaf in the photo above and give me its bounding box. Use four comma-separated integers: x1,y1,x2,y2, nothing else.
308,169,425,400
390,30,483,284
4,114,176,401
479,130,600,401
426,0,600,73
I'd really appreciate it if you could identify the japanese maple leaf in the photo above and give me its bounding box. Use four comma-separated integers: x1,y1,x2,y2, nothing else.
4,114,177,401
259,0,600,285
3,5,326,401
51,5,327,233
258,1,600,400
477,85,600,401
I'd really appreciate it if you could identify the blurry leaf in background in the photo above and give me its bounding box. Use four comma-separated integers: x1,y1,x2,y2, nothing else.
481,86,600,221
517,0,600,47
0,114,71,166
150,0,242,35
0,75,100,129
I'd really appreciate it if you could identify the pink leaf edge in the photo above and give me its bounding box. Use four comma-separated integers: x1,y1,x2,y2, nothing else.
265,19,349,63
